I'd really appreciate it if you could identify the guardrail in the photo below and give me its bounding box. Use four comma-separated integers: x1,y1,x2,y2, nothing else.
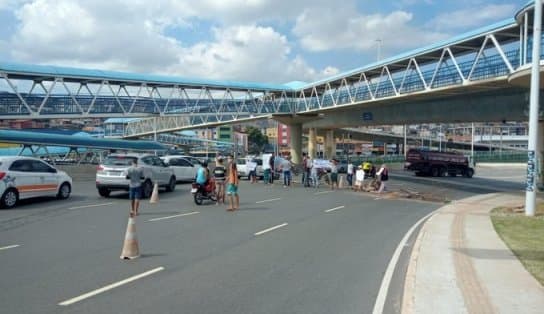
341,151,528,165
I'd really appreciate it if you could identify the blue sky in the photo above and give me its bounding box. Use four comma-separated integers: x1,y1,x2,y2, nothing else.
0,0,530,84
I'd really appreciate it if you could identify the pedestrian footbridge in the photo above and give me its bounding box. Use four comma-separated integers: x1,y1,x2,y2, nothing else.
0,2,542,140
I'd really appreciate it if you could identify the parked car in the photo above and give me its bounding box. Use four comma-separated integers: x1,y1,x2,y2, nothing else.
96,153,176,198
236,158,264,179
161,156,199,182
0,156,72,209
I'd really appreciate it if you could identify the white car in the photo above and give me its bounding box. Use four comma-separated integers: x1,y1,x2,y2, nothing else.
161,156,199,182
96,153,176,198
0,156,73,209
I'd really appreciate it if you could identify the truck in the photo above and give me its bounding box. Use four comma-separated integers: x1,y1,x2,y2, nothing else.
404,149,474,178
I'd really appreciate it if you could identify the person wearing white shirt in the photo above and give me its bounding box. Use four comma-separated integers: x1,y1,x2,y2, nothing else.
347,160,354,187
355,166,365,191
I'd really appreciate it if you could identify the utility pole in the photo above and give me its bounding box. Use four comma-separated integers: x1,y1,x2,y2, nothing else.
525,0,542,217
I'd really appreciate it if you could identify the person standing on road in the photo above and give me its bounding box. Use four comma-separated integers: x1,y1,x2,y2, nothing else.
346,159,354,187
126,159,144,217
310,159,319,188
281,156,292,187
247,158,258,184
262,153,271,185
376,164,389,193
354,165,365,191
213,157,227,205
226,160,239,211
301,153,309,187
269,153,275,184
330,159,339,190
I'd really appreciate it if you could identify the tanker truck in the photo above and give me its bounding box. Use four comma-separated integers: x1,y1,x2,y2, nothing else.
404,148,475,178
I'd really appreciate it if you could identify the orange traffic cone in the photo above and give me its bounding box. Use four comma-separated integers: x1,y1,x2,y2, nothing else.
120,216,140,260
149,182,159,204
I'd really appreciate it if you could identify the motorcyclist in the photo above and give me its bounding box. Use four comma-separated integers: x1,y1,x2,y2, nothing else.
195,161,210,193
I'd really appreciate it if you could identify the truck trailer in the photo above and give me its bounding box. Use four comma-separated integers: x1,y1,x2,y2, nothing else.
404,149,474,178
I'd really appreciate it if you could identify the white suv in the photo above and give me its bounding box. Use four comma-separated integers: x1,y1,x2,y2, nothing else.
0,156,73,209
96,153,176,198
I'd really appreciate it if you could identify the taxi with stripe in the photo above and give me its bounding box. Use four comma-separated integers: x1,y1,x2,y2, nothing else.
0,156,73,209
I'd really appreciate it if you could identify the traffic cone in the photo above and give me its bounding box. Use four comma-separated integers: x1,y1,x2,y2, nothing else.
120,216,139,260
339,175,344,189
149,182,159,204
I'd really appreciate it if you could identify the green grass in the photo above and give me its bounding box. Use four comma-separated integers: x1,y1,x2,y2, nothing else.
491,204,544,286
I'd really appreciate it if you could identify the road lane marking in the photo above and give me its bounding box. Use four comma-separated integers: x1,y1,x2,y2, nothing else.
314,191,333,195
255,198,281,204
372,211,436,314
148,211,200,222
0,244,19,251
324,205,345,213
59,267,164,306
69,203,114,210
254,223,288,236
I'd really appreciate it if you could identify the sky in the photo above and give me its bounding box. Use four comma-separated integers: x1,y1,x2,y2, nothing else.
0,0,530,85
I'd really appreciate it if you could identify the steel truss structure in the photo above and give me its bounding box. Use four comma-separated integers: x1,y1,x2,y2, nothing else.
0,3,541,139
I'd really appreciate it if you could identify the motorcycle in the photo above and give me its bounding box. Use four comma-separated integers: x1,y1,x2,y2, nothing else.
191,178,217,205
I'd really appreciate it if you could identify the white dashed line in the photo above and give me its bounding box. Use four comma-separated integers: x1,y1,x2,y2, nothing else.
254,223,288,236
0,244,20,251
324,205,345,213
256,198,282,204
59,267,165,306
69,202,115,210
148,211,200,222
314,190,333,195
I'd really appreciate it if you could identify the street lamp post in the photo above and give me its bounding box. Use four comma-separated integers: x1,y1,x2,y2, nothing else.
525,0,542,217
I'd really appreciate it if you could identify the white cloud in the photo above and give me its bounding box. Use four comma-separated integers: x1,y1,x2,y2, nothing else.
293,5,448,53
428,4,516,30
170,25,334,83
7,0,333,83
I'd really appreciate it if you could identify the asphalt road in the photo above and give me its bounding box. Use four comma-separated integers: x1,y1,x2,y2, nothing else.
0,165,525,314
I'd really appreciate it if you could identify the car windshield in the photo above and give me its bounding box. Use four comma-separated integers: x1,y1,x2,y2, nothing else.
103,156,137,166
237,159,246,165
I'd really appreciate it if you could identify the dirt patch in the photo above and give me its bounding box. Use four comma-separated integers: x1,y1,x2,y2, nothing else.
362,188,450,203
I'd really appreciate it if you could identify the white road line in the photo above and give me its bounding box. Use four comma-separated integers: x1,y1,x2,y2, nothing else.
254,223,288,236
255,198,281,204
59,267,164,306
314,190,333,195
372,211,436,314
69,203,114,210
324,206,345,213
148,211,199,222
0,244,20,251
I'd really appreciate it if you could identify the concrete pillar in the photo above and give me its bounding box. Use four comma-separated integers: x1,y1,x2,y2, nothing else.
290,123,302,164
308,128,317,158
325,129,335,159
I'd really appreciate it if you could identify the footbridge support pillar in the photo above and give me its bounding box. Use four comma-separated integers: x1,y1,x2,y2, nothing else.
308,128,317,159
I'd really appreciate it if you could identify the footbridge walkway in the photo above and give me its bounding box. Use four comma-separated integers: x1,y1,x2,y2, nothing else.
1,3,541,136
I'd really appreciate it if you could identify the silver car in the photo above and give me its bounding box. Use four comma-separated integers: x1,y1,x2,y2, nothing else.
96,153,176,198
161,156,199,182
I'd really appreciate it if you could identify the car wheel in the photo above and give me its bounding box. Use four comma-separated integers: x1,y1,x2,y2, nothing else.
98,188,111,197
464,168,474,178
142,180,153,198
1,188,18,209
166,176,176,192
57,182,71,199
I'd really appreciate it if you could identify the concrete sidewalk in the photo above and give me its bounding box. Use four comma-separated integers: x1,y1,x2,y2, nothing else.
402,193,544,314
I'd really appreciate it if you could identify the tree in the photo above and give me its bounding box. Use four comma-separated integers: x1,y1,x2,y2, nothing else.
245,126,268,154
